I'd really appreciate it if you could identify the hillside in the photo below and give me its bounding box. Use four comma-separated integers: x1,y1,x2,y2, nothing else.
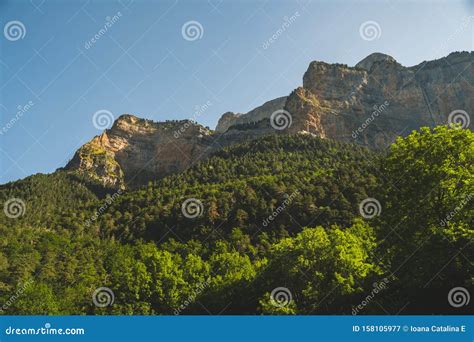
3,134,379,241
1,127,472,315
88,134,380,242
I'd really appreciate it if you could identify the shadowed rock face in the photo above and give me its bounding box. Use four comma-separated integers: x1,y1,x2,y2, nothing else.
65,52,473,188
215,96,287,133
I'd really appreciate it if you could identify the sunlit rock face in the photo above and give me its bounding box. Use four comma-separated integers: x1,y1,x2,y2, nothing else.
66,52,473,187
282,51,473,147
66,115,214,188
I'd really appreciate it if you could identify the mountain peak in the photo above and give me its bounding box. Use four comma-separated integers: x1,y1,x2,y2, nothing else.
110,114,152,132
355,52,397,70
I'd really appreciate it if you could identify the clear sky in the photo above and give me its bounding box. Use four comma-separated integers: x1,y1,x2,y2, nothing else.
0,0,472,184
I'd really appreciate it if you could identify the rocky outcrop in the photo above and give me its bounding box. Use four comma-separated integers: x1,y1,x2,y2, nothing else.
215,96,287,133
281,51,473,147
66,115,214,188
66,52,473,188
355,52,397,70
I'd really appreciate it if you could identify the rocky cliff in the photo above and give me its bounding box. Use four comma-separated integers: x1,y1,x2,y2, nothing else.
66,115,214,188
65,52,473,188
215,96,287,133
284,51,473,147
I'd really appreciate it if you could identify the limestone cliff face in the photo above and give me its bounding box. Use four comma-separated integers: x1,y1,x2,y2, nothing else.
283,51,473,147
66,115,214,188
66,52,473,188
217,51,473,148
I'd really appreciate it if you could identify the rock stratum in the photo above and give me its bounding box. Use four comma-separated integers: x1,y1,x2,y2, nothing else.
65,51,473,188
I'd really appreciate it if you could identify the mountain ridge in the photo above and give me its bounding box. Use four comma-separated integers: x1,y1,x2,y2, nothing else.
64,51,473,188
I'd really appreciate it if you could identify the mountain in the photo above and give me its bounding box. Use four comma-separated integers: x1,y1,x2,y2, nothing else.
65,51,473,188
1,126,472,315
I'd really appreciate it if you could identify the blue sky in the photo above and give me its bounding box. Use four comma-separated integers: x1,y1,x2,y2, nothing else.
0,0,473,184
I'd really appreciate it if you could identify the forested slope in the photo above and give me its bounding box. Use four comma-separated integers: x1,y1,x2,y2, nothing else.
0,127,472,315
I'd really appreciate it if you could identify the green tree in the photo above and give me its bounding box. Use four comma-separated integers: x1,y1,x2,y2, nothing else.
380,126,473,307
258,219,380,314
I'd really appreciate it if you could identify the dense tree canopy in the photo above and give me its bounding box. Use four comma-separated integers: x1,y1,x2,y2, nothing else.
0,128,472,314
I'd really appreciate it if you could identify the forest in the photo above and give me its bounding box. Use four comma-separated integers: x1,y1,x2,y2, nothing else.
0,125,472,315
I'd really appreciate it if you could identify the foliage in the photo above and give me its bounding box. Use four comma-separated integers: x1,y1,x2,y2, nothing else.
0,128,471,314
377,126,473,309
